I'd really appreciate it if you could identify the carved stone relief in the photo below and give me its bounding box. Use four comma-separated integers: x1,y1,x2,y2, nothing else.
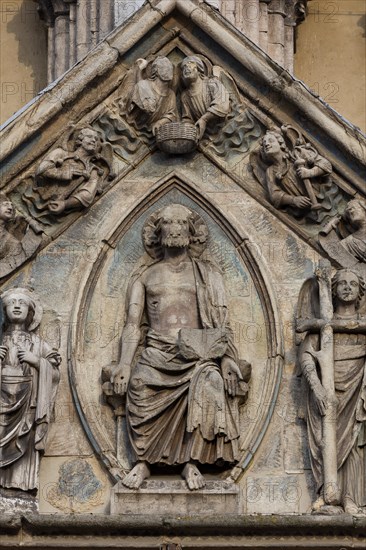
104,203,251,490
103,54,262,157
319,198,366,273
297,262,366,515
69,181,282,499
0,195,43,279
21,126,115,222
250,125,343,225
0,288,61,493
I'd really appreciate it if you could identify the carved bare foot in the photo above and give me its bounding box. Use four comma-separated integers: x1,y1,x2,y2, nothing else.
311,495,325,512
122,461,150,489
182,463,205,491
343,497,361,515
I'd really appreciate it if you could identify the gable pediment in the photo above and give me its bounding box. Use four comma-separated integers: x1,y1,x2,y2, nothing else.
0,0,365,282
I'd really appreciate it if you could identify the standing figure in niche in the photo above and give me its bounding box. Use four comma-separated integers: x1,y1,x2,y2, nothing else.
121,56,178,136
0,288,61,492
180,56,231,140
299,269,366,514
110,204,250,490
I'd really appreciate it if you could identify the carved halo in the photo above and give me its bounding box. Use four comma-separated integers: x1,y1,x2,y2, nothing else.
142,205,209,260
1,287,43,331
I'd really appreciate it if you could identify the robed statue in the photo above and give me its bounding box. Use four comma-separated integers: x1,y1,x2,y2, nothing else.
297,264,366,514
109,204,250,490
0,288,61,492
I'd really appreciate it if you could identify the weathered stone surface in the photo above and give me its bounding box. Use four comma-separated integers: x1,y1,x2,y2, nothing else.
111,480,241,515
0,288,61,493
0,0,365,530
0,490,38,515
297,263,366,515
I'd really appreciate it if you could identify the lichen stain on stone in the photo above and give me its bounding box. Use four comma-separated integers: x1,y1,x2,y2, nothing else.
45,458,104,513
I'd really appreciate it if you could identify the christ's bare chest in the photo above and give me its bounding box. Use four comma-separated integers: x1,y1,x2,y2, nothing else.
144,262,201,332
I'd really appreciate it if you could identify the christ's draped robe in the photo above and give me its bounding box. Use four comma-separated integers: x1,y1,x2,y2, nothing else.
126,259,242,466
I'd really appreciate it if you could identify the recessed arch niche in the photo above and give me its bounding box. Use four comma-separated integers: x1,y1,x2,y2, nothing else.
68,175,283,482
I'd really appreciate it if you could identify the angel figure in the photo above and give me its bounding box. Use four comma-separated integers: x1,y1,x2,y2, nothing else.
0,194,43,278
250,126,338,223
0,288,61,492
116,56,178,137
180,56,231,140
319,198,366,272
24,126,114,219
297,265,366,515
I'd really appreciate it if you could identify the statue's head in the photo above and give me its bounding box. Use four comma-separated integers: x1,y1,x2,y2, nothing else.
343,199,366,228
150,57,174,82
331,268,365,310
75,128,100,155
143,203,209,260
261,130,287,161
181,56,205,84
1,288,36,329
0,194,14,223
157,204,193,249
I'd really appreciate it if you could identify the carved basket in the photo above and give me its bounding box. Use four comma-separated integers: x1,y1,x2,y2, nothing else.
156,122,198,154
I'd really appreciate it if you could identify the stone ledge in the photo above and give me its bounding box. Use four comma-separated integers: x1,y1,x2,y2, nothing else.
0,515,364,549
11,514,366,536
111,479,240,515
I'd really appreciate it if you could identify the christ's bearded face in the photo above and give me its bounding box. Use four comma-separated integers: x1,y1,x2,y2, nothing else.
160,206,191,249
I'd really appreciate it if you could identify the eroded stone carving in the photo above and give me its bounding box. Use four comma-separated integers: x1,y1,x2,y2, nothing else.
319,198,366,270
250,125,341,223
180,56,231,141
105,54,262,156
297,263,366,514
23,126,114,220
0,194,43,279
105,204,251,490
0,288,61,492
117,57,178,139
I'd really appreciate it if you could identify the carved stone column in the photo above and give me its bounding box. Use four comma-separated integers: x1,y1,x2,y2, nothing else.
35,0,308,82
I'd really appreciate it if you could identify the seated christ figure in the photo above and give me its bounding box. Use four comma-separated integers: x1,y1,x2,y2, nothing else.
111,204,249,490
